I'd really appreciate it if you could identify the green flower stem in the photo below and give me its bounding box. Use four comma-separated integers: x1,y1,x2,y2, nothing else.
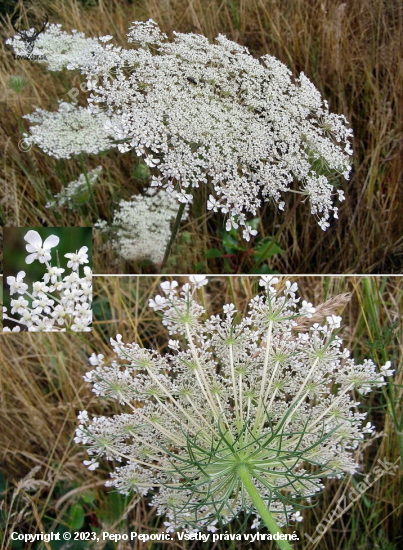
161,200,187,270
237,465,293,550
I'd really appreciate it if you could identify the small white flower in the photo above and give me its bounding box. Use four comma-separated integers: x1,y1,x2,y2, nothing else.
77,410,89,423
168,339,181,351
63,271,80,286
65,246,89,270
189,275,208,288
71,316,92,331
32,281,50,295
380,361,394,377
24,230,59,264
259,276,279,288
83,266,92,281
19,309,40,327
7,271,28,295
326,314,342,329
51,305,71,325
362,422,375,434
291,511,303,522
49,280,64,292
10,297,29,314
79,282,92,302
62,287,83,306
43,266,65,284
223,304,236,315
144,155,160,167
32,295,55,314
74,302,91,317
300,300,316,318
149,295,167,309
89,353,105,366
242,225,258,241
207,195,219,211
83,459,99,470
285,281,298,295
160,281,178,294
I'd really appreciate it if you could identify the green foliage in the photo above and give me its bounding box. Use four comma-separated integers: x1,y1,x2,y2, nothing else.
202,220,283,273
8,76,27,94
97,491,129,525
66,503,85,530
132,161,151,182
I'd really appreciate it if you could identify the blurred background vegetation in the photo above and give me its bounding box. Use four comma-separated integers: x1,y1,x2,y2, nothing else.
0,0,402,273
0,276,402,549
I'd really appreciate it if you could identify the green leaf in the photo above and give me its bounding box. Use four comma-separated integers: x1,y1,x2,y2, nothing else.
67,503,85,530
80,490,96,504
205,248,222,259
194,262,206,272
218,229,244,253
98,491,128,525
246,217,260,230
253,237,284,261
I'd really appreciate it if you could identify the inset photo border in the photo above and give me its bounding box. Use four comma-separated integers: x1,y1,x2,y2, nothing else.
3,227,92,331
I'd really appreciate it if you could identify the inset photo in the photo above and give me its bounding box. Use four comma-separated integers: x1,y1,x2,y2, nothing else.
3,227,92,332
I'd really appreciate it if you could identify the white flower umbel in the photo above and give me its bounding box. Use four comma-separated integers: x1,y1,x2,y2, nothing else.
3,230,92,332
22,102,116,159
95,188,188,265
7,20,353,238
46,166,102,209
5,24,105,70
77,279,391,546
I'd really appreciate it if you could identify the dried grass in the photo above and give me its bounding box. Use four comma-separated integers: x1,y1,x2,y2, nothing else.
0,0,402,273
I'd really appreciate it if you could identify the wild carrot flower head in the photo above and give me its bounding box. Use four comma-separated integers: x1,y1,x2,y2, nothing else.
95,188,189,265
8,20,353,236
22,102,116,159
76,278,390,531
46,166,102,209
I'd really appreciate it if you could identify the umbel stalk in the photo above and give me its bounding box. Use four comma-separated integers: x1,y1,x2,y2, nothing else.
160,201,187,270
161,188,190,270
237,465,293,550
